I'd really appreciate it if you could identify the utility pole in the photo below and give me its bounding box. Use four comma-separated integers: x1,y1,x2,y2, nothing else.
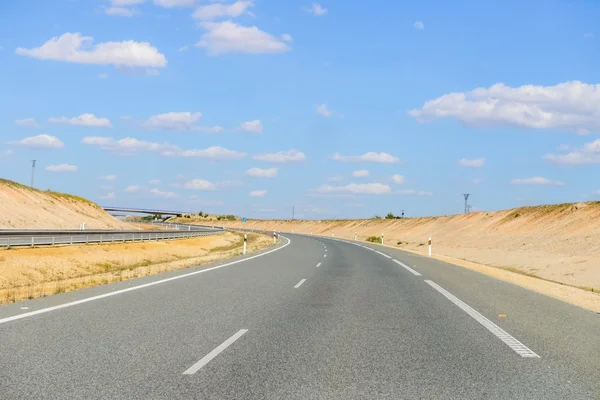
463,194,470,214
31,160,37,189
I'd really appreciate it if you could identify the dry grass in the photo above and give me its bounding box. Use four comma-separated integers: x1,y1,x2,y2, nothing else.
0,232,272,304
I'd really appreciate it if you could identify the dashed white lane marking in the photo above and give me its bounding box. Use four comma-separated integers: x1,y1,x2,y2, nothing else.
324,254,327,258
183,329,248,375
0,238,292,325
392,259,422,276
316,263,321,268
294,279,307,288
424,280,540,358
375,251,392,259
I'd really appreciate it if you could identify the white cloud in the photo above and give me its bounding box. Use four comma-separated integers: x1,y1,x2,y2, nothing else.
510,177,565,186
100,192,116,199
253,149,306,163
16,32,167,68
197,21,290,55
315,183,392,195
352,169,369,178
409,80,600,135
124,185,143,193
392,174,405,184
46,163,78,172
557,144,570,151
178,45,189,52
82,136,177,155
307,3,327,16
163,146,246,160
332,152,399,163
235,120,263,134
15,118,40,128
327,175,344,182
183,179,216,190
105,6,138,16
193,1,254,20
49,113,112,128
148,179,161,185
315,104,333,117
397,189,432,196
543,139,600,165
246,167,278,178
142,112,222,132
250,189,267,197
150,188,178,198
10,134,64,149
153,0,195,7
414,21,424,30
458,158,485,168
281,34,293,42
98,73,109,79
100,175,117,181
2,150,14,157
116,66,160,76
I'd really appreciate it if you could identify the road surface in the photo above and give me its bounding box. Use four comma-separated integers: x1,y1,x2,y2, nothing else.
0,234,598,399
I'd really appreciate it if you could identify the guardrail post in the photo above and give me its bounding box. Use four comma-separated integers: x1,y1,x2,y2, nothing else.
7,237,10,248
70,236,73,245
100,235,103,244
31,237,34,248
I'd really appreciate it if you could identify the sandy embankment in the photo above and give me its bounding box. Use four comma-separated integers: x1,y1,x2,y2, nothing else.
0,231,272,304
0,178,132,229
199,202,600,311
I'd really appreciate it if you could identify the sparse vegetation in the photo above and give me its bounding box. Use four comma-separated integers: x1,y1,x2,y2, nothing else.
366,236,381,243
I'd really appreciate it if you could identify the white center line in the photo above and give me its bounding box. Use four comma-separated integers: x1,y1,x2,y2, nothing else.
392,259,422,276
316,263,321,268
182,329,248,375
294,279,307,288
375,251,392,259
0,238,292,325
424,280,540,358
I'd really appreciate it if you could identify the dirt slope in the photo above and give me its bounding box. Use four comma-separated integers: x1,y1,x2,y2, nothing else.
207,202,600,291
0,179,131,229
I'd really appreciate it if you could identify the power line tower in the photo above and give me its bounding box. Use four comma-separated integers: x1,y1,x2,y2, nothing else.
31,160,37,189
463,193,470,214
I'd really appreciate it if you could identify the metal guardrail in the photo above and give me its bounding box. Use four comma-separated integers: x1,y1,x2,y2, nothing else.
151,222,225,231
0,228,225,248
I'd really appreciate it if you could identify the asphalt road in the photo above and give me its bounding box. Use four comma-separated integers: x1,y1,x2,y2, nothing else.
0,234,598,399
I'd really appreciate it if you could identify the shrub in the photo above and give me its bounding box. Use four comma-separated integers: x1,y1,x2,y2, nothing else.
385,212,396,219
366,236,381,243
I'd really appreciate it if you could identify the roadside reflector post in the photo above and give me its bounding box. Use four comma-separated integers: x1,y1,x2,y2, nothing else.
354,232,357,240
243,234,247,255
428,237,432,256
273,232,276,244
381,234,384,245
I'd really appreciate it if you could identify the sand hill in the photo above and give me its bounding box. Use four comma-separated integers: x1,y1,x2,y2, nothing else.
0,179,131,230
199,203,600,292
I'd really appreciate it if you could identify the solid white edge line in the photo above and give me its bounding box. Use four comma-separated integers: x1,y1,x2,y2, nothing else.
316,263,321,268
424,280,540,358
375,251,392,259
392,259,422,276
294,279,307,288
0,237,292,325
182,329,248,375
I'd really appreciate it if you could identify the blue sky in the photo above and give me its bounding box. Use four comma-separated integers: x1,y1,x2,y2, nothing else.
1,0,600,219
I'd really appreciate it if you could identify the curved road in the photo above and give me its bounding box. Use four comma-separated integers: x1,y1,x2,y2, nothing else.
0,234,598,399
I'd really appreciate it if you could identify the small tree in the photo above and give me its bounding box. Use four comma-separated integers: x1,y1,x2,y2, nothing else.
385,212,395,219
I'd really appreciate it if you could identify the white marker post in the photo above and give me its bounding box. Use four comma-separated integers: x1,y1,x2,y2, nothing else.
243,234,247,255
354,232,357,240
381,234,384,245
428,237,432,256
273,232,276,244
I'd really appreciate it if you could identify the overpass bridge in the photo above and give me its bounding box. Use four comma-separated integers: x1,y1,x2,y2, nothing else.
102,206,188,217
